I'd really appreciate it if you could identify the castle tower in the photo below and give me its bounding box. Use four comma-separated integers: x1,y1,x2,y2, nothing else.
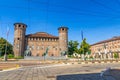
58,27,68,55
13,23,27,57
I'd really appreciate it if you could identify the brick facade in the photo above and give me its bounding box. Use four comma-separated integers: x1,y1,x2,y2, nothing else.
13,23,68,57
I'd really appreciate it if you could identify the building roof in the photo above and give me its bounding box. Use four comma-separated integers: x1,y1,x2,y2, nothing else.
26,32,59,39
91,36,120,46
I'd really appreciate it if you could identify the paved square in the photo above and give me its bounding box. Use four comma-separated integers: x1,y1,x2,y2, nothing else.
0,63,120,80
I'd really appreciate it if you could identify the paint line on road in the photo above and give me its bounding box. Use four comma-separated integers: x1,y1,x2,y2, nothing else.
0,67,20,73
34,64,71,69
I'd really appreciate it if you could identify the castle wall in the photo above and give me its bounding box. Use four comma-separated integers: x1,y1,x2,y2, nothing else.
25,37,59,56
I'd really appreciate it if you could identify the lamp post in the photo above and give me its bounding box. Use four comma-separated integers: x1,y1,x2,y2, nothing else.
4,27,10,61
4,40,8,61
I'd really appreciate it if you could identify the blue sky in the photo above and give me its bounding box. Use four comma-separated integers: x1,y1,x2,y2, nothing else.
0,0,120,44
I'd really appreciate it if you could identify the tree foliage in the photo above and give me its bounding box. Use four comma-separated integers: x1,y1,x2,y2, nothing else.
68,40,79,55
114,52,119,59
79,38,91,55
0,37,13,56
68,39,91,56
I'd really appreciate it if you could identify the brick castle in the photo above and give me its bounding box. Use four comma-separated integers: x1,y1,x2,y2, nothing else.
13,23,68,57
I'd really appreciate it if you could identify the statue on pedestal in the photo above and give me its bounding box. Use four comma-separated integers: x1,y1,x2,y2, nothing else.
24,49,31,56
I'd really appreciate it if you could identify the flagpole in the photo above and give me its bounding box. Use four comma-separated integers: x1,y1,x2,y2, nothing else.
81,30,83,40
81,30,85,60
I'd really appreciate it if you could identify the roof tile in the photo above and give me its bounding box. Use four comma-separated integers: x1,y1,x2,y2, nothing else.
26,32,58,39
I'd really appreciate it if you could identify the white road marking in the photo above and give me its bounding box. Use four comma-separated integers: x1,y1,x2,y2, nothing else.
0,67,20,72
34,64,71,69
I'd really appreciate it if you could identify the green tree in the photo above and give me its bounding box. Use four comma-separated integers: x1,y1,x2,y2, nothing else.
79,38,91,55
68,40,79,56
0,37,13,56
114,52,119,59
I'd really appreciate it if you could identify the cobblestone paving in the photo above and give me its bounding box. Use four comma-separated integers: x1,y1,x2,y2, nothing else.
0,63,120,80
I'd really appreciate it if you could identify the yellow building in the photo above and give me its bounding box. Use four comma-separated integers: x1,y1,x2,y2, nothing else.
91,36,120,59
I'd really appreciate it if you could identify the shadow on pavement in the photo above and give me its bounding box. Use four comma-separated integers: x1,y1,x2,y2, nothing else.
56,72,117,80
108,69,120,80
57,73,103,80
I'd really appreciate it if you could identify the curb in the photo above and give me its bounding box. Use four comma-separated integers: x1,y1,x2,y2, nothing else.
64,60,120,65
0,65,20,72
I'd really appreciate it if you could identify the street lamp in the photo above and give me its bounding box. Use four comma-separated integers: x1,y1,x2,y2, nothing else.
4,41,8,61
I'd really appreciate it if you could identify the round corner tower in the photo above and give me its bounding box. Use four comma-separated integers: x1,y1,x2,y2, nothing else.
58,27,68,54
13,23,27,57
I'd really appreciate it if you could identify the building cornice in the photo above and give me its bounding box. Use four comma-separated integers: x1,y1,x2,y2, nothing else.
91,36,120,46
